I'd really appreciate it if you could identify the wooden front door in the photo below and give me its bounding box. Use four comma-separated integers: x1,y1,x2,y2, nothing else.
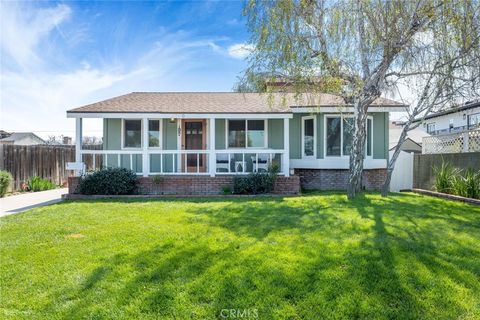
182,120,207,172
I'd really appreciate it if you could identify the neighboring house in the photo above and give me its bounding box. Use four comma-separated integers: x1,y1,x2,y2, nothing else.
66,92,405,193
419,100,480,135
0,132,45,145
389,121,427,153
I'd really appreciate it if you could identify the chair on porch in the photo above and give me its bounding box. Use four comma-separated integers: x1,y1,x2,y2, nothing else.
216,154,232,172
251,154,270,172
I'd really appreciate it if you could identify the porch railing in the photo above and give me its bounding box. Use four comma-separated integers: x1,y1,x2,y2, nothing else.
79,149,285,175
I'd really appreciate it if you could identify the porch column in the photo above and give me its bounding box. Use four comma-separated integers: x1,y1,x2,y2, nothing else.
142,118,149,177
283,117,290,177
209,118,216,177
75,117,83,176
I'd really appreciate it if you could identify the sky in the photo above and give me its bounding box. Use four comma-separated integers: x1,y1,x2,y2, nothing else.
1,1,253,138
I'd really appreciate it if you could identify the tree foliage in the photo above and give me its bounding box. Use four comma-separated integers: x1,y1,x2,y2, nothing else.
241,0,480,198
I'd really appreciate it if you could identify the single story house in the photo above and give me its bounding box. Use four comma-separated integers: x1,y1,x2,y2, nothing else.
66,92,406,194
0,132,45,145
389,121,427,154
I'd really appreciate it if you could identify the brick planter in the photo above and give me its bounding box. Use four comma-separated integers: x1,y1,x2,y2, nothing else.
68,175,300,196
294,169,387,191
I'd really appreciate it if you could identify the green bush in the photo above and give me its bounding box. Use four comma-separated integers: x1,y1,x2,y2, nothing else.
0,171,12,197
433,162,458,194
78,168,137,195
233,164,280,194
452,169,480,199
26,176,56,192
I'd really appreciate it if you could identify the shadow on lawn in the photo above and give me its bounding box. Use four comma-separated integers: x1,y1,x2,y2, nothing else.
56,192,479,319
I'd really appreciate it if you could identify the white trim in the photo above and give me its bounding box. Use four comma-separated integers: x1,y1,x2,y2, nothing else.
324,114,373,159
290,158,387,169
121,119,143,150
225,119,268,149
67,112,293,119
75,118,82,176
209,118,216,177
292,106,406,113
142,118,148,177
301,115,316,159
283,118,290,176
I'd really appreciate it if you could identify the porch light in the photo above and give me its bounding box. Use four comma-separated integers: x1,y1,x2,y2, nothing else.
169,118,176,123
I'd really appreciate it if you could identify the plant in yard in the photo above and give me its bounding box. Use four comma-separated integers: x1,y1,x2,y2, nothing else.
233,164,279,195
26,176,56,192
151,175,163,185
0,170,12,197
78,167,137,195
433,162,458,194
221,185,232,195
452,169,480,199
240,0,480,199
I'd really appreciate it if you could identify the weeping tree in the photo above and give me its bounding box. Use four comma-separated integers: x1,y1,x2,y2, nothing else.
240,0,480,199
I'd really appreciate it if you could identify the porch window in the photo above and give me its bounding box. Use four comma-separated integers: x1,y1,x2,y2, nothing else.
124,120,141,148
148,120,160,148
302,116,315,157
228,120,266,148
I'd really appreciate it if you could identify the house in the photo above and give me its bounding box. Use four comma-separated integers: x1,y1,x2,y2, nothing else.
419,100,480,135
389,121,427,153
66,92,406,194
416,100,480,154
0,132,45,145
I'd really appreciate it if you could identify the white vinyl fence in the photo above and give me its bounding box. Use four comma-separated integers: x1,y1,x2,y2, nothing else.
389,150,413,192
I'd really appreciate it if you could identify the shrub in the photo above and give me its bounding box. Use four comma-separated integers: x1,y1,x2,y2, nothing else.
433,162,458,194
26,176,56,192
0,171,12,197
78,168,137,195
233,163,280,194
452,169,480,199
221,185,232,195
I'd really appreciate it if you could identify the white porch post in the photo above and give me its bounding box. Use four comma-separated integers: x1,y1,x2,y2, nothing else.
75,117,83,176
283,117,290,177
142,118,149,177
209,118,216,177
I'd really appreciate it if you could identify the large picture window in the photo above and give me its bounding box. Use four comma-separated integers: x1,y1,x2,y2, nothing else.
228,120,266,148
148,120,160,148
326,116,372,157
124,119,142,148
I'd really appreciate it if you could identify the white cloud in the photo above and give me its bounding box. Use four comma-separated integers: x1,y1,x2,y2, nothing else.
0,2,72,69
227,43,254,59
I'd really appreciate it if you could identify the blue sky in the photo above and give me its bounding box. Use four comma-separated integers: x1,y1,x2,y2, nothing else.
1,1,252,137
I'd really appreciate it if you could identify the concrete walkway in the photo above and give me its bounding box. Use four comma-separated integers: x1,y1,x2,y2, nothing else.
0,188,68,217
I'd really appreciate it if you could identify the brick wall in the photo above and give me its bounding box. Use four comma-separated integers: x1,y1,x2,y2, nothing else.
294,169,386,190
67,175,300,195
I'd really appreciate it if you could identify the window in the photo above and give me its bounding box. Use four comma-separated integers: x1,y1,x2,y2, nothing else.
148,120,160,148
367,118,372,157
449,119,454,130
343,117,354,156
302,116,315,158
228,120,266,148
426,123,436,134
247,120,265,148
123,120,141,148
326,117,341,156
468,113,480,129
326,116,373,157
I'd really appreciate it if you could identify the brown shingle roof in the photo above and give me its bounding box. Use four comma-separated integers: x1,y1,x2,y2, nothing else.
67,92,406,114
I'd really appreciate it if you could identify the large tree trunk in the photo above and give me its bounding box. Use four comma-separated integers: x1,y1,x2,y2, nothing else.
347,99,369,199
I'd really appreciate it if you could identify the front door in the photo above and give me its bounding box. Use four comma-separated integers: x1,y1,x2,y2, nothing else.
182,120,206,172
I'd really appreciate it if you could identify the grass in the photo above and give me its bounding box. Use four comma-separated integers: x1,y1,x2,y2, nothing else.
0,192,479,319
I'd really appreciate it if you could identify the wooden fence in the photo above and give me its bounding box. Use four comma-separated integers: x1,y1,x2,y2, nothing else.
0,144,76,191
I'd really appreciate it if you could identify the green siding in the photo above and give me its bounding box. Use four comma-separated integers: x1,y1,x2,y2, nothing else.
103,119,121,150
163,119,177,150
372,112,388,159
289,114,302,159
215,119,226,149
268,119,284,149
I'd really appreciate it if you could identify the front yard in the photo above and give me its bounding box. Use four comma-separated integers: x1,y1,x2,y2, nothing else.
0,192,479,319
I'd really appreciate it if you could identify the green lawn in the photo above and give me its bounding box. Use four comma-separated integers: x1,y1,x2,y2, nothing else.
1,192,479,319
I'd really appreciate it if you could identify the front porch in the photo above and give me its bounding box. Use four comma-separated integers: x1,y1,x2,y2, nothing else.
71,114,292,177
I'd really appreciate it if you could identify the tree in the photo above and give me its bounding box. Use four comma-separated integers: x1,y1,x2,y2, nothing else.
240,0,480,199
